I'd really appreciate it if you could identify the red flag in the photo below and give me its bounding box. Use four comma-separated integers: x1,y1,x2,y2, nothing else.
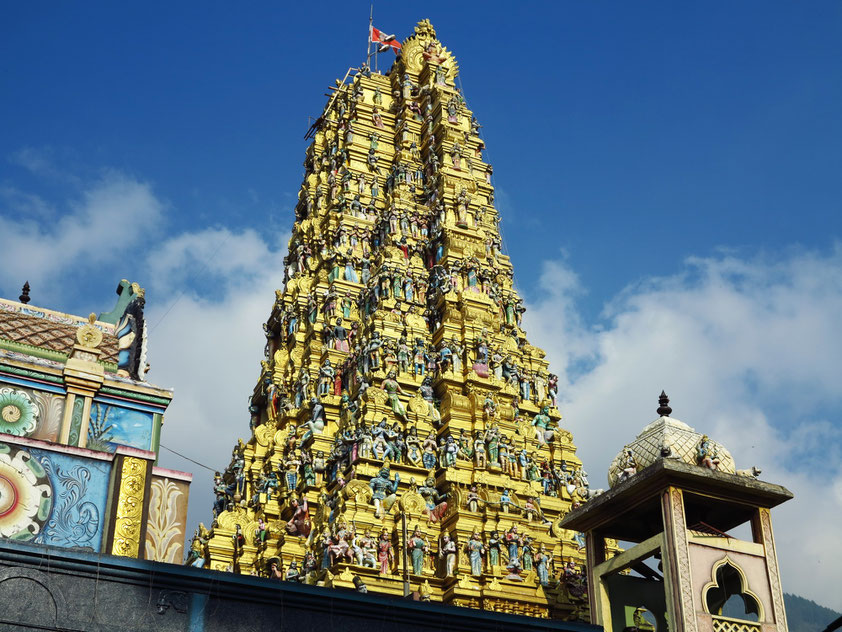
370,26,401,53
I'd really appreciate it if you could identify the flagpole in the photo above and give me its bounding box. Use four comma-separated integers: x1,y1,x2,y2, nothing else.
365,2,374,68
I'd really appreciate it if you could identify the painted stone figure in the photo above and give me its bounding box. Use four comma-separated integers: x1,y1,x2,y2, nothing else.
487,530,501,567
407,527,428,575
439,533,457,577
378,529,393,575
466,530,485,576
505,525,521,566
535,544,550,586
369,463,400,518
382,371,409,422
418,474,448,523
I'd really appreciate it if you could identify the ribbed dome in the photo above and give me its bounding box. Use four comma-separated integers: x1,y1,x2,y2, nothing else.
607,394,735,487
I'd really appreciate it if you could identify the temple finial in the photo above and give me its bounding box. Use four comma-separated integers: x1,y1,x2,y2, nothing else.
19,281,31,304
414,19,437,39
657,390,672,417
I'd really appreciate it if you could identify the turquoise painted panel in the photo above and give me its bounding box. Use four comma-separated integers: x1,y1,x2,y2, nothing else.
30,447,111,552
88,402,153,452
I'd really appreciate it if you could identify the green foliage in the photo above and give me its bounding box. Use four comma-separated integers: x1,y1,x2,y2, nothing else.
784,593,841,632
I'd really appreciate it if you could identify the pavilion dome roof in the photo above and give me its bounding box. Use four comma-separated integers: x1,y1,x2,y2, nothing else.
607,392,735,487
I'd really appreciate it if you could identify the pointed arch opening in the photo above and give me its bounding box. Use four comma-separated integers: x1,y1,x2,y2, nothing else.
704,559,763,623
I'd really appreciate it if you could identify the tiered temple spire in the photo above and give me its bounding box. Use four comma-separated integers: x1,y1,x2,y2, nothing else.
196,19,604,619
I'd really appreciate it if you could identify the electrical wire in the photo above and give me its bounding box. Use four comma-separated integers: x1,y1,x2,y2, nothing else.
160,443,216,472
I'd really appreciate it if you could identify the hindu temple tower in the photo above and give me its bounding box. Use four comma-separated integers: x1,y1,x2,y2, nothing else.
199,19,604,620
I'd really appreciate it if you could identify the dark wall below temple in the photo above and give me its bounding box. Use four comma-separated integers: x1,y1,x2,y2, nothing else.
0,540,600,632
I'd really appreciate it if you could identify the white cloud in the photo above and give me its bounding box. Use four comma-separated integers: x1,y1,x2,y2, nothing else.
0,171,164,301
143,227,288,541
524,247,842,612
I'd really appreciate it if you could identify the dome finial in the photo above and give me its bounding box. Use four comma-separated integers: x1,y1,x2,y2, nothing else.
657,390,672,417
19,281,31,304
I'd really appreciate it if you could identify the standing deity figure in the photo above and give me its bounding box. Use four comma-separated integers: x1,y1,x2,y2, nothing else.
476,338,489,366
382,371,409,422
407,527,429,575
505,525,522,567
419,376,441,426
474,430,487,468
534,372,548,403
367,332,383,370
499,488,513,513
458,429,474,462
466,531,485,576
358,423,373,459
447,96,459,124
522,535,534,571
369,463,400,518
412,338,426,375
485,424,500,466
442,434,458,467
466,485,480,512
332,317,349,351
439,533,457,577
520,370,532,401
372,106,384,129
535,544,550,586
283,453,300,491
498,435,511,475
490,349,504,380
377,529,393,575
397,337,411,374
422,431,438,469
317,359,334,397
450,337,464,373
455,187,470,227
263,376,279,422
488,530,501,568
403,427,421,466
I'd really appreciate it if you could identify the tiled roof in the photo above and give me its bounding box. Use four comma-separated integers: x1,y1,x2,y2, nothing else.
0,307,119,365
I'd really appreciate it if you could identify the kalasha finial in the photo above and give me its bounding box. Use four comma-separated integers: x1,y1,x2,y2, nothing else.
657,391,672,417
19,281,31,304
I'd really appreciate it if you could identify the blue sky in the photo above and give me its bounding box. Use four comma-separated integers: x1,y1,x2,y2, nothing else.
2,1,841,611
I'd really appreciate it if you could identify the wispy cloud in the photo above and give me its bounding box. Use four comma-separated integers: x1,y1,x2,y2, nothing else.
0,170,164,301
7,146,83,185
524,247,842,611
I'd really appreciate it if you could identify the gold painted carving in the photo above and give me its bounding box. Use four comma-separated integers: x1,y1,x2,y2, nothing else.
111,456,147,557
76,313,103,349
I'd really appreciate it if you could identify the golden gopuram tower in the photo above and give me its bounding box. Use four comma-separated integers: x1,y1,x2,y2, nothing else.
198,19,608,620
